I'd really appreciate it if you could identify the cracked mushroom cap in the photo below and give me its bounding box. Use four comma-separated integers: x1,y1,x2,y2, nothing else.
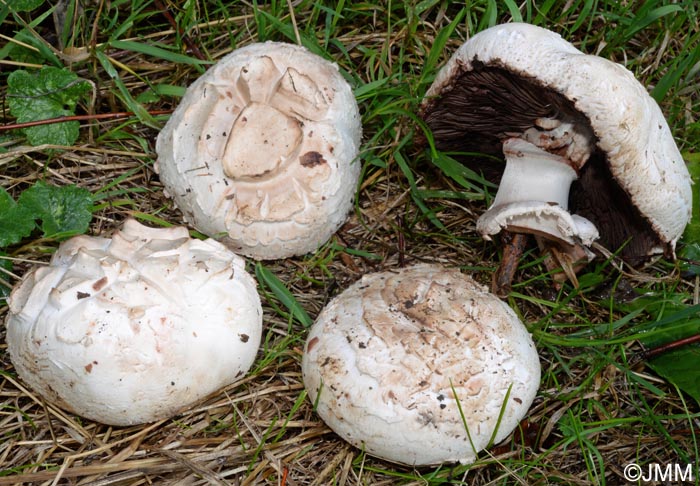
5,219,262,426
420,22,692,262
155,41,362,260
302,264,540,466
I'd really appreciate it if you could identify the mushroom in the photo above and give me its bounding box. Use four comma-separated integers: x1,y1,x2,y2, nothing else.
419,23,693,294
155,41,362,260
5,219,262,426
302,264,540,466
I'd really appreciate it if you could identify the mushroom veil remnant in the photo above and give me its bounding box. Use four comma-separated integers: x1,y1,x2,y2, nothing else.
302,264,540,466
156,41,362,260
419,23,692,294
6,219,263,426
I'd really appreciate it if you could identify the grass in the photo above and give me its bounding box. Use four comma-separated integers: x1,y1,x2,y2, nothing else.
1,0,699,484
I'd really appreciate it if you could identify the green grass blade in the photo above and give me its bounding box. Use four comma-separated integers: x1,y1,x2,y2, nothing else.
255,263,313,327
486,383,513,448
652,43,700,101
109,39,211,65
95,49,158,128
623,4,684,40
421,7,465,83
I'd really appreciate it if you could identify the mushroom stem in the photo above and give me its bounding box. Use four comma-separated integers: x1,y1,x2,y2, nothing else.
495,137,577,210
477,137,598,246
478,137,599,292
492,231,529,297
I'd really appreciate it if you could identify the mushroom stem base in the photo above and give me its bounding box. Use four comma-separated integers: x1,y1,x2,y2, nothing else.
537,236,595,288
492,231,529,298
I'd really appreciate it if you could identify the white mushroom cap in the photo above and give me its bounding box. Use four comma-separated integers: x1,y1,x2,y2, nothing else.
302,264,540,466
5,219,262,426
421,22,692,260
155,41,362,260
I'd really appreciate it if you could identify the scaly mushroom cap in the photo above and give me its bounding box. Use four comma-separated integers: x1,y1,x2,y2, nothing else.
420,22,692,262
302,264,540,466
6,219,262,426
156,42,362,260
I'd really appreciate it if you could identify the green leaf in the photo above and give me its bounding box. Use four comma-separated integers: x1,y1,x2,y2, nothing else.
8,0,45,12
5,30,46,65
7,67,91,146
22,120,82,148
637,305,700,405
682,152,700,244
679,243,700,276
647,346,700,406
17,182,93,238
0,188,35,247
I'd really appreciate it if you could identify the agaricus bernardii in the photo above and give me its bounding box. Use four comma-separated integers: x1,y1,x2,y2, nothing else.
156,41,362,260
419,23,693,295
5,219,262,426
302,264,540,466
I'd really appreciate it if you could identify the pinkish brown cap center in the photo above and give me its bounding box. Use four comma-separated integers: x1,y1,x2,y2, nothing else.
222,102,303,179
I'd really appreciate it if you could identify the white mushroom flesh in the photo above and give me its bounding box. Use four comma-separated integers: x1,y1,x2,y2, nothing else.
155,42,362,260
477,138,599,246
6,219,263,426
302,264,540,466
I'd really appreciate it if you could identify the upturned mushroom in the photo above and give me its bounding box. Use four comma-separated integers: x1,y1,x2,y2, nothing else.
156,41,362,260
419,23,693,295
5,219,262,426
302,264,540,466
